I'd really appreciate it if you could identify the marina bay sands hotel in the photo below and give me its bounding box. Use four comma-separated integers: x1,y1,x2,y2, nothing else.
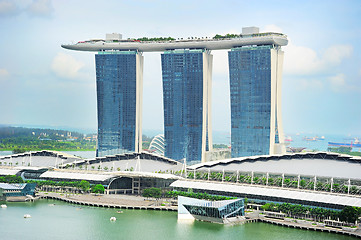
62,27,288,163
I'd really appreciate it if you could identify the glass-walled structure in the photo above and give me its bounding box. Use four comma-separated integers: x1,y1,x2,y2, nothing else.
161,49,212,164
95,51,143,157
228,45,285,158
179,196,245,223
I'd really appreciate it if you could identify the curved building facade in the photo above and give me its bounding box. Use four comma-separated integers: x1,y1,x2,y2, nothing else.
149,134,165,156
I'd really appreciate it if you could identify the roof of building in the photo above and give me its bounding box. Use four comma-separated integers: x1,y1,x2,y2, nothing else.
171,180,361,208
179,196,241,208
0,183,26,190
0,150,81,160
62,33,288,52
40,171,116,182
0,150,80,168
106,171,183,180
188,152,361,180
0,168,21,176
68,151,183,173
39,169,182,181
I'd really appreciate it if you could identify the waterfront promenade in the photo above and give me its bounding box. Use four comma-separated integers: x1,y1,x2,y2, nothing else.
36,192,361,238
37,192,177,211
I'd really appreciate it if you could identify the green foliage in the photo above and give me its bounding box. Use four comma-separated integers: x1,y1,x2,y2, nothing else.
212,144,229,149
137,37,175,42
339,206,360,223
165,190,236,201
12,148,28,154
328,147,361,156
261,202,361,224
0,127,96,152
213,33,240,39
79,180,90,192
0,175,24,183
143,187,162,198
92,184,105,194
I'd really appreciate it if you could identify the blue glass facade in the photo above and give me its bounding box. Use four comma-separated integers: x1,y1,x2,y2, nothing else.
161,50,210,163
229,46,275,157
95,51,140,157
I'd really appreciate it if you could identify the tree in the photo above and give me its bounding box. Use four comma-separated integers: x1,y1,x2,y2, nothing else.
92,184,105,194
339,206,360,224
79,180,90,192
13,148,27,154
143,187,162,199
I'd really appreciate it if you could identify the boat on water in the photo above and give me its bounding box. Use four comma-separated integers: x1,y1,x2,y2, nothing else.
303,137,317,141
284,136,293,142
303,136,325,141
1,204,7,208
328,139,361,148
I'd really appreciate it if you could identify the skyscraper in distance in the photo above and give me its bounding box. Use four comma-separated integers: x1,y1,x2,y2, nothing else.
95,50,143,157
161,49,213,163
228,27,285,158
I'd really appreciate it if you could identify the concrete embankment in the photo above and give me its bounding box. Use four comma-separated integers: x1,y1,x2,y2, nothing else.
248,215,361,238
36,192,361,238
37,192,177,211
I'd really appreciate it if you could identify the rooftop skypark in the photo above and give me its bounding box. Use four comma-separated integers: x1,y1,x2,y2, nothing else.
61,27,288,52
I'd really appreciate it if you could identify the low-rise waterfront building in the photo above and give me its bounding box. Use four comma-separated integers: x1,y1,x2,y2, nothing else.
0,183,36,200
178,196,245,223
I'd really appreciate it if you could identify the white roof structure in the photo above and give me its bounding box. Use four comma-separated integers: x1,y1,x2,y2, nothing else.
62,32,288,52
148,134,165,156
0,150,81,168
105,171,183,180
0,183,26,190
0,168,21,176
171,180,361,208
73,151,183,173
40,171,115,182
39,169,182,182
188,152,361,180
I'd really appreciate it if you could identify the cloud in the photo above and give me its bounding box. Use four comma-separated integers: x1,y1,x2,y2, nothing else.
327,73,348,92
0,68,10,80
323,45,353,65
284,42,321,75
297,78,324,90
0,0,19,17
328,73,345,87
263,24,283,33
27,0,53,18
284,41,353,75
51,53,85,79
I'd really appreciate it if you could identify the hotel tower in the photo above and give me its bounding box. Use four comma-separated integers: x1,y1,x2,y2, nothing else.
62,27,288,161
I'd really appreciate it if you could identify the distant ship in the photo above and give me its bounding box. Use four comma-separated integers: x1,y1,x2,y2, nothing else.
303,137,317,141
284,136,293,142
303,136,325,141
328,139,361,148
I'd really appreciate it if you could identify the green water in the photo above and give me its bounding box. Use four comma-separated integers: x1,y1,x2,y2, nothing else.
0,200,356,240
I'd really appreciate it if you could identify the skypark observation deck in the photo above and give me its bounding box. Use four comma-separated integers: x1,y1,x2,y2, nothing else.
61,33,288,52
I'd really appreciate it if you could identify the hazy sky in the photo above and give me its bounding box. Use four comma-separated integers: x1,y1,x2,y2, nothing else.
0,0,360,135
